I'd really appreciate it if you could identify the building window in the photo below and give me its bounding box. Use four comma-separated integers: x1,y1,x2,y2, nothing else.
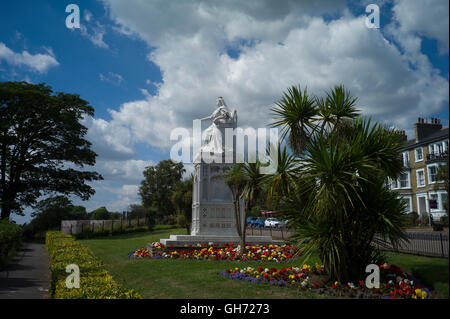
400,196,412,213
399,172,410,188
416,169,425,187
428,165,438,184
391,178,398,190
429,194,439,210
402,151,410,167
415,147,423,162
441,193,448,210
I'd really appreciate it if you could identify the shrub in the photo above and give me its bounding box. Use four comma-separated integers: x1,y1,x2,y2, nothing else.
404,212,419,227
46,231,141,299
0,220,22,268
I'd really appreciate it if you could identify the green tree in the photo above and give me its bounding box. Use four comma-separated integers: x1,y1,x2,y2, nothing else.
0,82,102,220
89,206,111,220
171,175,193,234
127,204,148,220
25,196,87,236
434,161,449,214
270,85,407,283
139,160,185,223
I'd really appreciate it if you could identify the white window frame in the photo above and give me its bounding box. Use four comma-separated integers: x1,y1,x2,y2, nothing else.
402,151,410,167
398,171,411,189
416,169,426,188
414,147,423,162
399,195,413,213
428,191,447,212
390,177,399,190
427,163,440,184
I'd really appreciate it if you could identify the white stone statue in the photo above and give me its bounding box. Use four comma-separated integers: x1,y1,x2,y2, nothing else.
195,97,237,161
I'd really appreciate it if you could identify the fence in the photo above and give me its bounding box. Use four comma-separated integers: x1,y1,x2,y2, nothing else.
61,217,150,235
247,226,449,258
246,226,292,240
373,232,449,258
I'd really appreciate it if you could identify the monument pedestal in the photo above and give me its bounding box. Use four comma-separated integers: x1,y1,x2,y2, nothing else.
159,97,281,247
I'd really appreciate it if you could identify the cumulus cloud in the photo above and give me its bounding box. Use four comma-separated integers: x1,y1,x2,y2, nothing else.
392,0,449,54
0,42,59,73
91,0,447,149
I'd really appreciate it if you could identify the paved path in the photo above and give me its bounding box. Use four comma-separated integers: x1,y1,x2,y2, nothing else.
0,243,50,299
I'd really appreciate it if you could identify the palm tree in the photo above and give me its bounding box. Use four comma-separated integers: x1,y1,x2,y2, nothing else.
281,119,407,282
242,161,265,220
271,85,360,155
271,86,318,155
223,164,248,254
266,144,299,207
270,84,408,283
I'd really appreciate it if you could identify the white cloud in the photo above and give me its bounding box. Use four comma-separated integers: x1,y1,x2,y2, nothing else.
0,42,59,73
79,1,448,211
92,1,447,149
79,10,110,49
99,71,124,85
392,0,449,54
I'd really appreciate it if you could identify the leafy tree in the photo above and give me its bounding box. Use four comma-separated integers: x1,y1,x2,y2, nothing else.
139,160,185,222
171,175,193,234
25,196,87,236
270,85,408,283
127,204,148,220
89,206,111,220
0,81,102,220
434,161,449,214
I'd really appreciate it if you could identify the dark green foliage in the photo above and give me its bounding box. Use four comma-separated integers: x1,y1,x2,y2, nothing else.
171,176,193,234
0,219,22,268
23,196,87,239
270,85,408,283
0,81,102,219
139,160,185,223
89,207,111,220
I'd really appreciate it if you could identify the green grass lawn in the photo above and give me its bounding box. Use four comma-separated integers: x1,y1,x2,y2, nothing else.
80,229,449,299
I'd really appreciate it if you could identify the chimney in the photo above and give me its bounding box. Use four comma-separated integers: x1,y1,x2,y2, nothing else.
414,117,443,142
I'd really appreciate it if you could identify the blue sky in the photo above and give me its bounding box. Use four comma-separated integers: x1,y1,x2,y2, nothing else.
1,0,448,224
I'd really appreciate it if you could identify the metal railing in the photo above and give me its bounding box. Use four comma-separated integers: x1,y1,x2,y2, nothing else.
426,151,449,163
248,226,449,258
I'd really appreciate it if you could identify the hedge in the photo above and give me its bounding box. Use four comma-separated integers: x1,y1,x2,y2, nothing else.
46,231,141,299
0,220,22,268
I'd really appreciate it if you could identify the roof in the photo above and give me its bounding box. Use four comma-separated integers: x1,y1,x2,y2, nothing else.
400,127,449,150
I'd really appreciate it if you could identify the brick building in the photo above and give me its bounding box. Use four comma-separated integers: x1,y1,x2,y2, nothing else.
389,117,449,220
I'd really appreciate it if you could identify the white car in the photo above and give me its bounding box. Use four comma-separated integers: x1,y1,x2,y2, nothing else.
264,218,280,228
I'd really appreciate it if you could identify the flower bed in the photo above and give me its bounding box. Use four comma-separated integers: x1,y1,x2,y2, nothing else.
129,242,299,262
221,263,431,299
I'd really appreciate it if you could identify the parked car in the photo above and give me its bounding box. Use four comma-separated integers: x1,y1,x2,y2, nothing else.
246,216,258,226
253,218,265,228
265,217,280,228
278,219,289,228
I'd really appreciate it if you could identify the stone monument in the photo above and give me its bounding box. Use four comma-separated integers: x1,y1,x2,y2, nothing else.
160,97,280,246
